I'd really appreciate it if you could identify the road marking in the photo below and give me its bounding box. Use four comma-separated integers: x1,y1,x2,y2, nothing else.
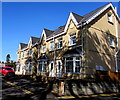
56,92,120,99
5,81,34,94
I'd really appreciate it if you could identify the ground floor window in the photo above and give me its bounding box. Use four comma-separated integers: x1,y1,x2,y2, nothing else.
65,57,81,73
16,64,20,72
38,61,47,73
27,63,32,73
56,60,62,77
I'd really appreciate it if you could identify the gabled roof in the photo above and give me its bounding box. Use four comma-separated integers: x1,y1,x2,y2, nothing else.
19,43,28,50
71,12,83,23
81,3,109,23
44,28,54,37
78,3,120,26
31,36,40,45
40,3,120,41
47,26,65,39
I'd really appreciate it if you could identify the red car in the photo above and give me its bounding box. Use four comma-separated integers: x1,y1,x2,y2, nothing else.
0,67,15,76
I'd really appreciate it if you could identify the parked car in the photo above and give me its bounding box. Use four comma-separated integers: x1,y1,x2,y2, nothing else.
0,66,15,76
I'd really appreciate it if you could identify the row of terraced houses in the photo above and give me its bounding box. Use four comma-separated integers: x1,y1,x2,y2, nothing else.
16,3,120,80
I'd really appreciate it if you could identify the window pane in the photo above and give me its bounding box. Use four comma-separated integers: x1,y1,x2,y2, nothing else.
76,57,80,60
72,37,76,44
66,61,73,72
38,62,42,72
110,38,114,46
51,63,53,71
69,33,76,45
50,42,54,50
38,61,47,72
28,64,32,72
75,61,80,73
66,57,73,60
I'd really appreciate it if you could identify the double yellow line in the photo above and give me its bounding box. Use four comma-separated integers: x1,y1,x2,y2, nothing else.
56,92,120,99
5,81,34,94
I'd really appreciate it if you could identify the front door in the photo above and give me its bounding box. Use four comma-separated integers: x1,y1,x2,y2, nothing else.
49,61,54,77
56,60,62,77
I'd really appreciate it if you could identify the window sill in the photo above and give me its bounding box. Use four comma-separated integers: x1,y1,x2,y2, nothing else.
108,20,114,25
68,44,76,47
64,72,80,74
49,49,54,52
56,47,63,50
42,52,46,54
38,72,47,73
110,45,115,49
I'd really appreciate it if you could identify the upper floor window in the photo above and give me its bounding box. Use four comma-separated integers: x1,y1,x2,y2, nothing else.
69,33,76,46
50,41,55,51
107,12,113,24
29,49,32,55
24,52,28,57
42,44,46,53
57,38,62,49
18,54,21,58
22,52,24,58
110,38,115,47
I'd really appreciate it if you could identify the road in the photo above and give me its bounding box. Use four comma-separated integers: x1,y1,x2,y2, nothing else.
1,76,55,100
0,76,120,100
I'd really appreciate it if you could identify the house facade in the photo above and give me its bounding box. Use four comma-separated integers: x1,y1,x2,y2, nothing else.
16,3,120,79
16,37,40,75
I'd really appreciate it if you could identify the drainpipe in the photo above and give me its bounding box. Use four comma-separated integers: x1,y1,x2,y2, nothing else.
79,21,87,79
115,7,119,72
53,34,56,77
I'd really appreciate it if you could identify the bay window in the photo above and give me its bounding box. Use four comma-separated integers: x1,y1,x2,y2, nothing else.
38,61,47,73
65,56,81,73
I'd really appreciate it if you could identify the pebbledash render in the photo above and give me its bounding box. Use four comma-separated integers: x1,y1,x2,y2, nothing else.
16,3,120,79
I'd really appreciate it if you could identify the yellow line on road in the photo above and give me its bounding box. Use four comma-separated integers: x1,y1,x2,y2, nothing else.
56,92,120,99
6,81,34,94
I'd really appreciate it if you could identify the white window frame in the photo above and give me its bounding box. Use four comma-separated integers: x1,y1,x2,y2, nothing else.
108,13,113,23
50,41,55,51
65,57,81,73
38,60,47,73
22,52,24,58
29,49,32,55
56,60,62,77
42,44,46,53
69,33,76,46
49,61,54,77
27,62,32,73
57,38,62,49
110,38,115,47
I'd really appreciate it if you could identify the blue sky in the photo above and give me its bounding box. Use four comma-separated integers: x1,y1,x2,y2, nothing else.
2,2,119,62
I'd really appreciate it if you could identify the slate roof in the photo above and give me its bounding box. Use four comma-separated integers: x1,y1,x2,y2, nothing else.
71,12,83,23
46,3,112,39
44,28,54,37
79,3,111,24
31,36,40,44
20,43,28,50
47,25,65,39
